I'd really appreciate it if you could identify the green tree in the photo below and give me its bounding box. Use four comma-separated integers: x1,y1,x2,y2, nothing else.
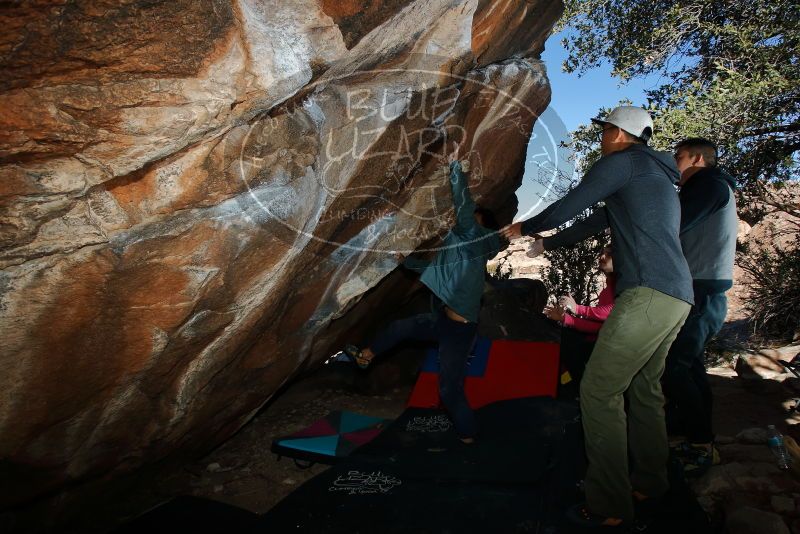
547,1,800,341
558,0,799,218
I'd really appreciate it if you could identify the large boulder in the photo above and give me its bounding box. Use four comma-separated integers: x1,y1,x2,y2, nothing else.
0,0,563,505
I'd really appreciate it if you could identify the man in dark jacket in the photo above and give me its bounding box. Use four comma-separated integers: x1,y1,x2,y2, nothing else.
503,106,693,527
662,138,737,476
345,154,502,444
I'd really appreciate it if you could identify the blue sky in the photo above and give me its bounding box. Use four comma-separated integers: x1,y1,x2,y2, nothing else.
541,31,653,132
515,30,654,220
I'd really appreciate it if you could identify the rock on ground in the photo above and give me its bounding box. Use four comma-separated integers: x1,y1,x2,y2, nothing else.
691,364,800,531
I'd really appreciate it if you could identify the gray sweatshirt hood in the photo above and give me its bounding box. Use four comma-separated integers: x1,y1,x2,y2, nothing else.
628,144,681,184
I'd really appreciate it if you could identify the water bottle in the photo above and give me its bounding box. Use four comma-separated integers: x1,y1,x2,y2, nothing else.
767,425,791,470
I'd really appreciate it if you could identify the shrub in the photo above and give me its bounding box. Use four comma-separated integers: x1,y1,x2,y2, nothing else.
488,262,513,281
541,222,608,305
737,235,800,341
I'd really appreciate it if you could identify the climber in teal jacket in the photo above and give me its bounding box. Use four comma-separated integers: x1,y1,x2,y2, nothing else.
403,159,503,322
344,157,502,442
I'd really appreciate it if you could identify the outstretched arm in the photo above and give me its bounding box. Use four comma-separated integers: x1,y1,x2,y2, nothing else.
542,208,609,251
449,160,478,235
516,152,631,237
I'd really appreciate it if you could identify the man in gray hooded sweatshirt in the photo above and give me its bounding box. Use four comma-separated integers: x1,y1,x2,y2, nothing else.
503,106,693,527
662,138,737,476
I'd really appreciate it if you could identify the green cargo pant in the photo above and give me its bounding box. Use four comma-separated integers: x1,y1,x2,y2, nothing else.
580,287,690,522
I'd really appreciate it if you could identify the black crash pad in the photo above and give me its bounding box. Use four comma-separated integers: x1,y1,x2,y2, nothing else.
113,496,259,534
255,398,581,533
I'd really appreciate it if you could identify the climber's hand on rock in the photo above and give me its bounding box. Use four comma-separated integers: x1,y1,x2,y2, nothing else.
447,141,459,165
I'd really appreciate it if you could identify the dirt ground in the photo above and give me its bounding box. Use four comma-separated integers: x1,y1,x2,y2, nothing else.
0,356,418,534
160,362,415,515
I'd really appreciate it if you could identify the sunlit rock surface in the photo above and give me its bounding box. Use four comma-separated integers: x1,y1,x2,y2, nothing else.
489,235,550,279
0,0,562,505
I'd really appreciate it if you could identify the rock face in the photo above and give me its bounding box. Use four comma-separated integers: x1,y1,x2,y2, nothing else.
0,0,562,506
489,235,550,279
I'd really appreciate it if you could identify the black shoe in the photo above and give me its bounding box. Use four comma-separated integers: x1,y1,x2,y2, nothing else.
343,344,371,369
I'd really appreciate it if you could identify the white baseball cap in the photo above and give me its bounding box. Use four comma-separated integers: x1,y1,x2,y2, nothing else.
592,106,654,142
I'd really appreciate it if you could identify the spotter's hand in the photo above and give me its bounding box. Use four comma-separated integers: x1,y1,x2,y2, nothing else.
526,238,545,258
500,222,522,240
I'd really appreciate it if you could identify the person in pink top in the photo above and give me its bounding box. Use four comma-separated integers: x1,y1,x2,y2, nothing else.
544,246,616,398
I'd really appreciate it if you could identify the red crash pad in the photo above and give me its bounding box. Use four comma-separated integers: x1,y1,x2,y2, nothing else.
407,339,559,409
